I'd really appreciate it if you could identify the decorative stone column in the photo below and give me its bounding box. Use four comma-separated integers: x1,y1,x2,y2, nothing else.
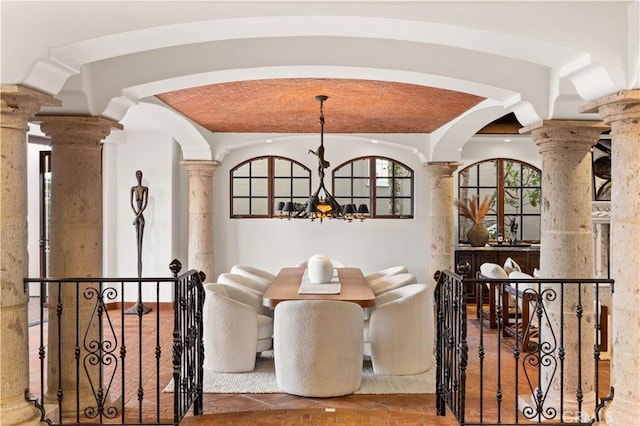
520,120,608,419
0,86,60,425
425,161,462,281
180,160,220,280
38,115,122,416
581,89,640,425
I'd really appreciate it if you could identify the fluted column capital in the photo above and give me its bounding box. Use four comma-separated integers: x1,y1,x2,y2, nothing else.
38,115,122,146
180,160,221,176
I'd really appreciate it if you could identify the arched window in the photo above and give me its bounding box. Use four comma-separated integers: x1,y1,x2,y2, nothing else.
458,158,541,243
333,156,414,219
230,156,311,218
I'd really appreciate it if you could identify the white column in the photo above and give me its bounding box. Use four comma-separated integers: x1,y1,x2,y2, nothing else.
180,160,219,281
0,85,60,425
520,120,607,419
39,115,122,416
582,89,640,425
425,161,462,281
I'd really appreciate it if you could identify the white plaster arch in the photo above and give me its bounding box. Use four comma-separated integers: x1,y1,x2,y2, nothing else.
429,99,531,162
122,101,212,160
18,14,621,128
24,15,593,95
212,133,427,164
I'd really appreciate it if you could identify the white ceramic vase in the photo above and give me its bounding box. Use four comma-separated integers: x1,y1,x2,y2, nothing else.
307,254,334,283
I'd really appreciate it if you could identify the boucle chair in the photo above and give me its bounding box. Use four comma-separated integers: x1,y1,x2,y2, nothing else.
230,265,276,286
202,283,273,373
217,272,269,295
364,283,434,375
274,300,364,397
365,265,408,282
368,272,417,296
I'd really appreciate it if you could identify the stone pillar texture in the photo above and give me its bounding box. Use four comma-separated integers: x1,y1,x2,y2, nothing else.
181,160,219,281
522,120,607,418
0,86,60,425
38,116,122,416
582,89,640,425
425,161,462,283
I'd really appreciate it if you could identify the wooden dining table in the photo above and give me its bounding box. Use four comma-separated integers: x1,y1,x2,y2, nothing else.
262,267,375,308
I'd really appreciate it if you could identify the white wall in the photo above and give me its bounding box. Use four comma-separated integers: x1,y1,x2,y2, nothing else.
212,133,432,284
103,129,184,303
29,127,540,302
459,134,540,170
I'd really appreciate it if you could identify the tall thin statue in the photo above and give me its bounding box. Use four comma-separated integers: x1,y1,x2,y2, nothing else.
126,170,152,314
131,170,148,277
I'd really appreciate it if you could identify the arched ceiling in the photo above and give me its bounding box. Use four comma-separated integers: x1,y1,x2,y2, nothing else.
156,78,486,134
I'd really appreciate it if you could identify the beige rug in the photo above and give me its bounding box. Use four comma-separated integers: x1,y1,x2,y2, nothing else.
165,351,436,394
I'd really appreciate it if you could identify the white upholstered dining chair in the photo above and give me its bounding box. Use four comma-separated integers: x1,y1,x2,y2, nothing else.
365,265,408,282
368,272,417,296
363,283,434,375
273,300,364,397
230,265,276,285
217,272,270,295
202,283,273,373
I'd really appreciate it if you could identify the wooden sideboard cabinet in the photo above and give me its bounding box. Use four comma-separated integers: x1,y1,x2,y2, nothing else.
454,245,540,303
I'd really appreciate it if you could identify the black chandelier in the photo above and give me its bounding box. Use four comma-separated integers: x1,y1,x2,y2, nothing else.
276,95,369,223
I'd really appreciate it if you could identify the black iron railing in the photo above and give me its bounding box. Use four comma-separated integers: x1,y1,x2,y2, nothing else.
24,259,204,425
435,269,614,425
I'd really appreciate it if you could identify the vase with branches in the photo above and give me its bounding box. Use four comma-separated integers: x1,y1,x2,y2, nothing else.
455,194,493,246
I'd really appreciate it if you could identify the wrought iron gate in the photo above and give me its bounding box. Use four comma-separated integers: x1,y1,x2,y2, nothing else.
435,269,614,425
24,259,204,425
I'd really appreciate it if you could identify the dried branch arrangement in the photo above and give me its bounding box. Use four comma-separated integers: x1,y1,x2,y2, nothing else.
455,194,493,224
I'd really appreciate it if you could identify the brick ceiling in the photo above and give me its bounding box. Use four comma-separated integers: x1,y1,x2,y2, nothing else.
156,78,486,134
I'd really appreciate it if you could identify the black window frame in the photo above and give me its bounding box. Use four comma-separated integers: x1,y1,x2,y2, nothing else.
458,158,541,243
230,156,311,218
332,156,414,219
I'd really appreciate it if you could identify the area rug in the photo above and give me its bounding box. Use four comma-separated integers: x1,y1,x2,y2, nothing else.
164,352,436,394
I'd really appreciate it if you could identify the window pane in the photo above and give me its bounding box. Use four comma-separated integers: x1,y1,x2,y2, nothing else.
252,178,268,196
292,162,308,177
478,160,497,186
522,187,541,214
376,198,393,215
233,178,250,196
333,164,352,178
485,215,498,239
459,165,477,187
274,178,291,197
292,179,309,197
393,163,411,178
251,198,268,215
393,178,412,197
234,163,250,177
504,187,521,214
252,158,268,176
376,158,391,186
333,178,350,197
352,178,369,197
503,160,522,186
479,189,498,215
397,198,412,216
274,158,291,177
522,216,540,241
352,159,370,177
233,199,250,215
